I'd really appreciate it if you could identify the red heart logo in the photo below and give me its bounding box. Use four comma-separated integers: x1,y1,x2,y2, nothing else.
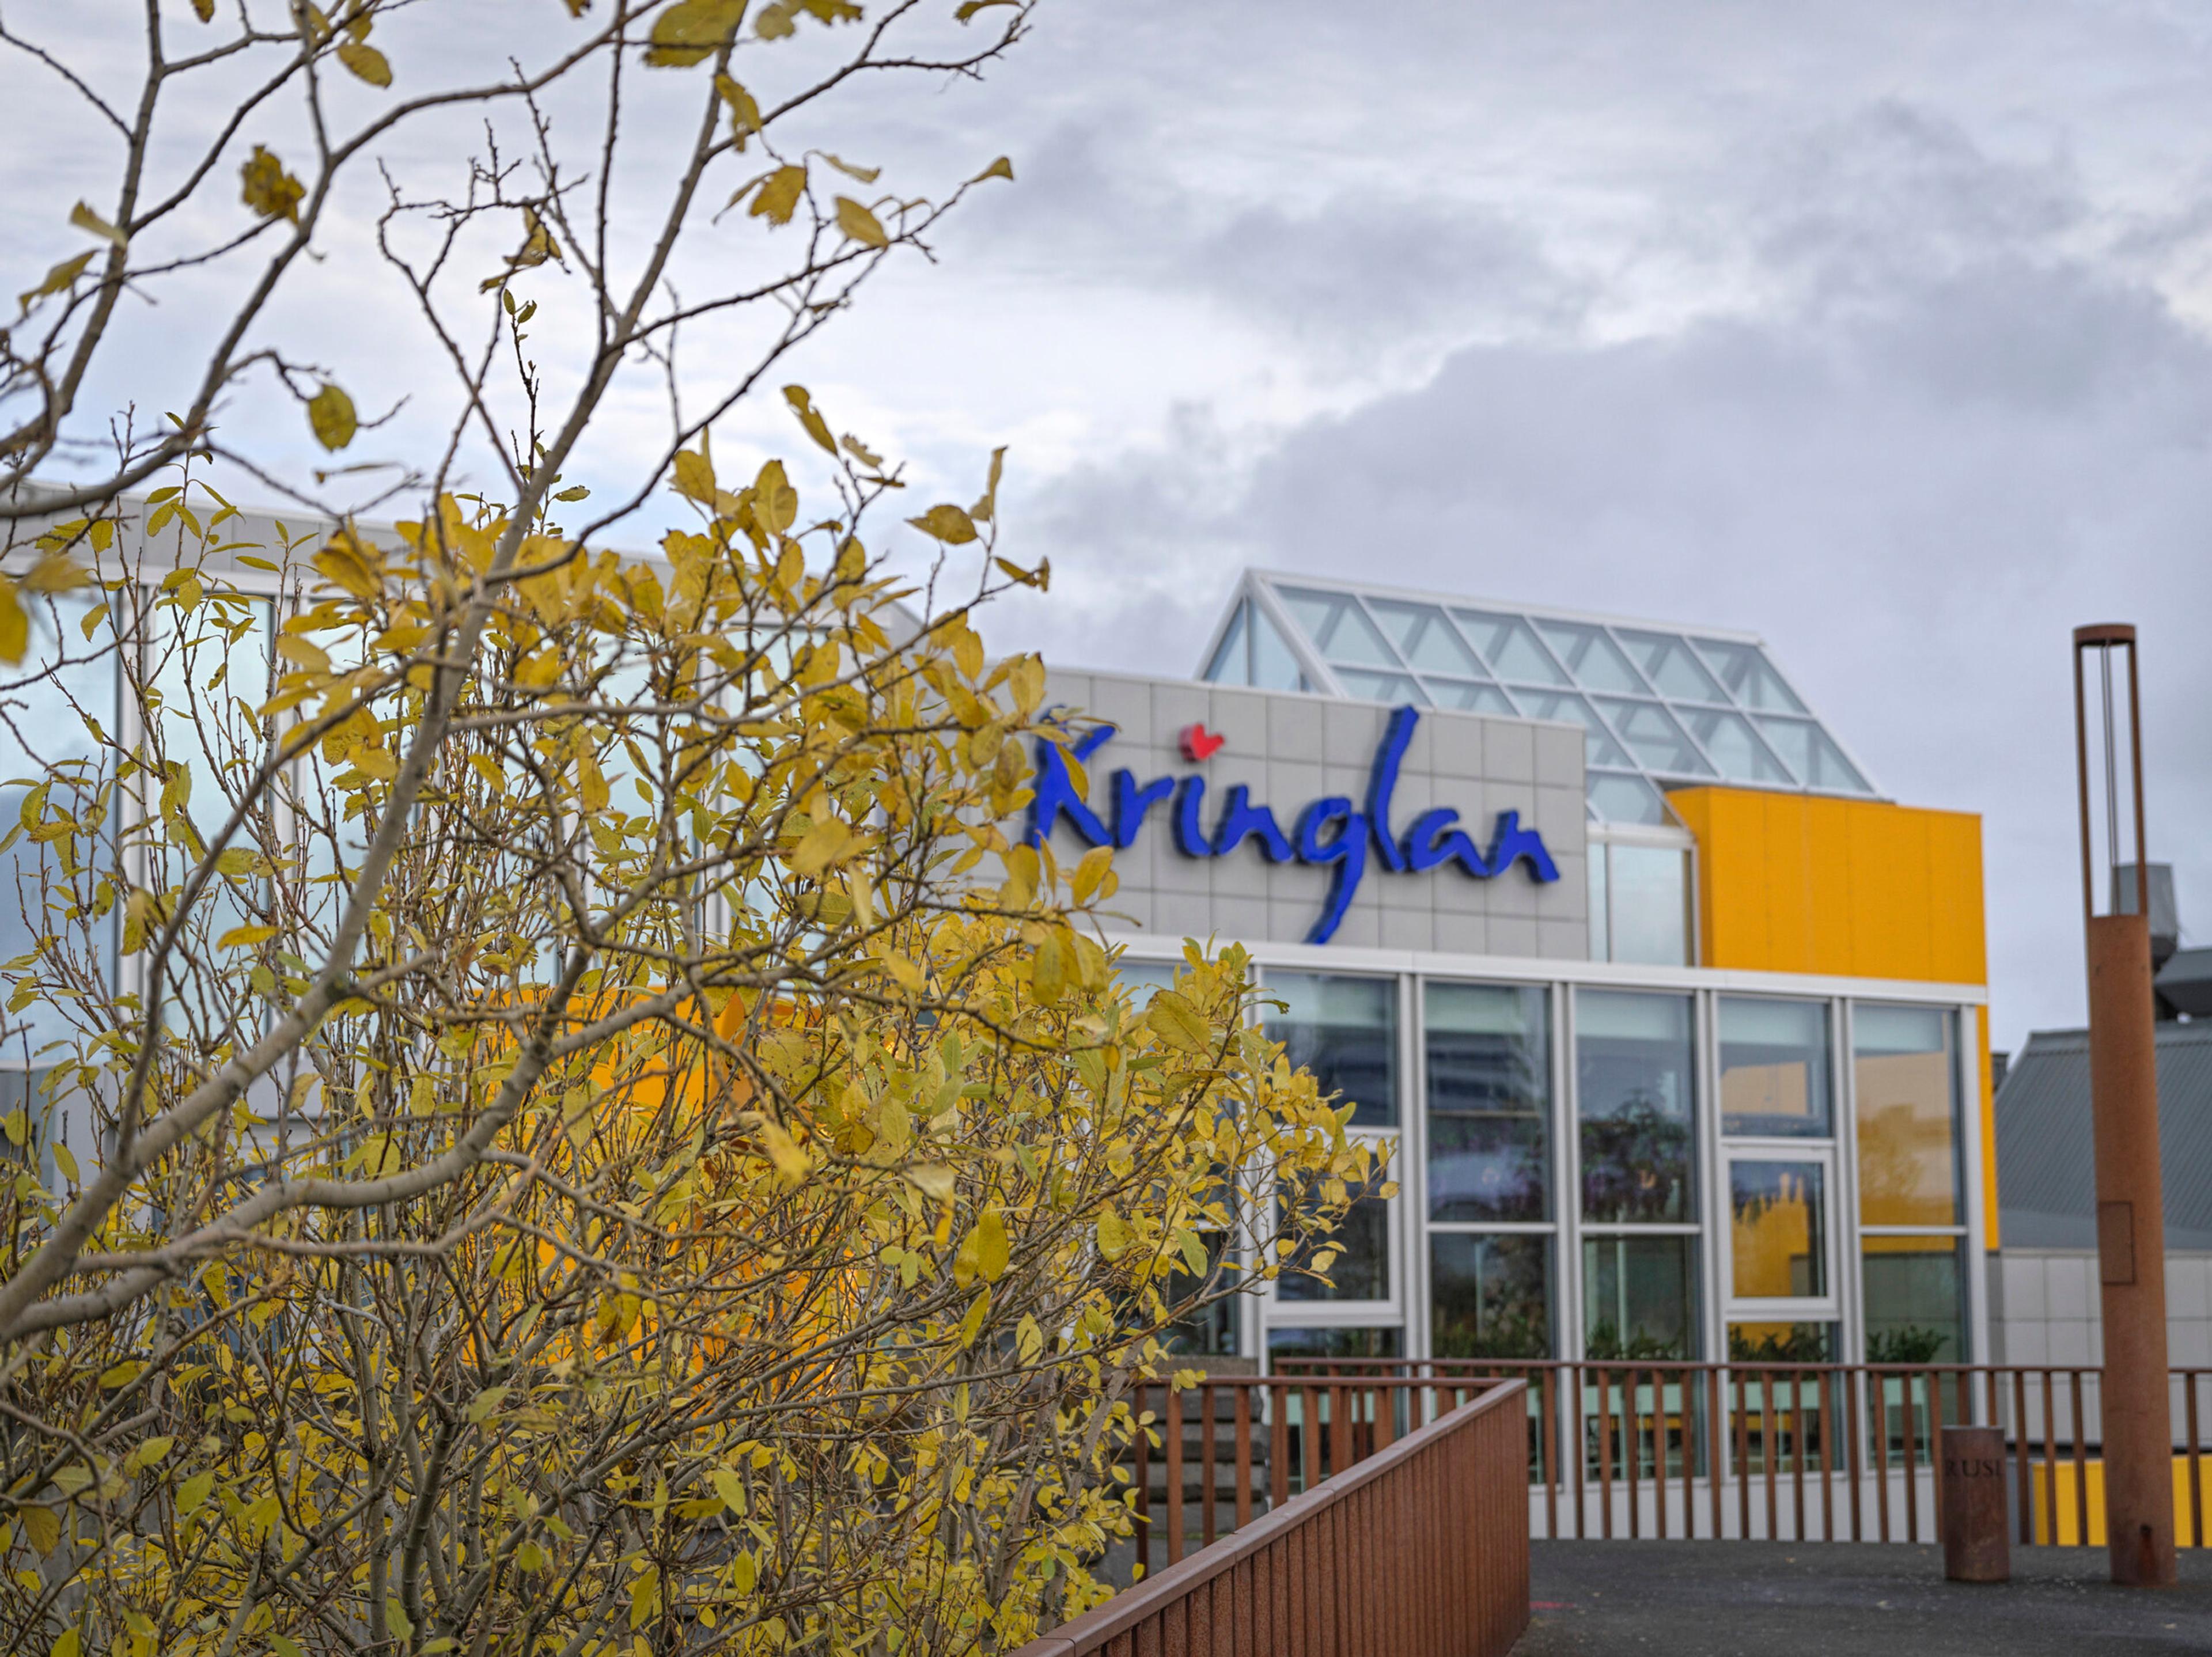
1180,723,1226,761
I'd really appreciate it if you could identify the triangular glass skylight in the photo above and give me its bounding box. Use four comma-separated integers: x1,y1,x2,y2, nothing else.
1200,575,1880,822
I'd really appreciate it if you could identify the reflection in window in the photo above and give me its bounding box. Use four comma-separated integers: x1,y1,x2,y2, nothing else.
1576,990,1695,1222
1728,1322,1836,1363
1608,845,1690,967
1583,1234,1696,1359
0,596,118,1059
1277,1170,1392,1303
1718,997,1831,1137
1728,1161,1827,1299
1162,1229,1237,1358
1853,1006,1960,1227
1266,971,1397,1129
1862,1235,1965,1362
1431,1234,1551,1358
1694,638,1806,713
1267,1326,1403,1362
1425,981,1549,1222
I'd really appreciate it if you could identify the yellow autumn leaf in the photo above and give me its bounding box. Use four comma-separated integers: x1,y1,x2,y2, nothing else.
782,385,838,454
240,145,305,224
671,449,717,503
747,165,807,227
1146,988,1210,1054
972,155,1015,183
69,200,127,251
0,577,26,666
835,196,888,249
645,0,748,67
715,75,763,146
336,40,392,87
906,503,977,545
789,815,855,879
217,923,282,949
308,383,357,450
821,153,880,183
18,251,93,314
315,529,382,600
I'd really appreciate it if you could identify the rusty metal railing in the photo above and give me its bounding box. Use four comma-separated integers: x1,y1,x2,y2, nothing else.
1275,1359,2212,1549
1017,1380,1529,1657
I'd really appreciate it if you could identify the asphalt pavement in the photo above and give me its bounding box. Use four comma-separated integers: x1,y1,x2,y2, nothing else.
1512,1540,2212,1655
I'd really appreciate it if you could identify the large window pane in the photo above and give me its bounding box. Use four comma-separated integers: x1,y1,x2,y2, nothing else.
1249,604,1309,692
1728,1161,1827,1299
1618,630,1726,702
1694,638,1806,713
1862,1235,1966,1362
1718,997,1832,1137
1267,971,1397,1129
1431,1234,1551,1359
1369,599,1482,677
1588,773,1671,826
1853,1006,1960,1227
1203,601,1249,684
1582,1234,1697,1359
1278,587,1396,669
1592,697,1715,778
1608,845,1689,966
1577,990,1695,1222
1513,689,1633,768
1425,981,1550,1222
1755,716,1872,794
1452,611,1569,686
1536,620,1646,695
1680,708,1794,785
1277,1170,1392,1303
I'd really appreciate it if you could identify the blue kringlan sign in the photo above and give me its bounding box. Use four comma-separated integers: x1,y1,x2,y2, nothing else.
1026,706,1559,945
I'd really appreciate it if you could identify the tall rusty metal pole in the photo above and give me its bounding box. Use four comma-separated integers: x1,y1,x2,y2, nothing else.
2071,623,2175,1587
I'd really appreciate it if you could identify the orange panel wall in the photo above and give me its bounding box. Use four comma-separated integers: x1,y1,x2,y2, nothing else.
1668,787,1995,1246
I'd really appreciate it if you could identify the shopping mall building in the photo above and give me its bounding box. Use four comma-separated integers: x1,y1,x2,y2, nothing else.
1032,569,1993,1372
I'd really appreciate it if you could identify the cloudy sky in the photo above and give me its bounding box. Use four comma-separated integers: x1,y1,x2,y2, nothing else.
11,1,2212,1050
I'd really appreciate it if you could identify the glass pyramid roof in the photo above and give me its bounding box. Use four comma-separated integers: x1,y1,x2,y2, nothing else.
1199,571,1877,826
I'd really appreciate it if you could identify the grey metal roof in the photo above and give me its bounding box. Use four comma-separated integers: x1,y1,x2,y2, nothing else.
1994,1021,2212,1250
2156,947,2212,1019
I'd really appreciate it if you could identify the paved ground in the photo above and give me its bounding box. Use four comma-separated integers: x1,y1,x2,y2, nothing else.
1512,1541,2212,1655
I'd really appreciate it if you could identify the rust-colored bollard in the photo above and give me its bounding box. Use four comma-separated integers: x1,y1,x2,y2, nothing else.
1940,1426,2010,1582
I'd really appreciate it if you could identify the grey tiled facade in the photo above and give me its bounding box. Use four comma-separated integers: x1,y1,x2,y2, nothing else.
1038,669,1590,957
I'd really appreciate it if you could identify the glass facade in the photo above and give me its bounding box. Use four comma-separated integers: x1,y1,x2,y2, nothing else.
1425,982,1548,1223
1431,1234,1551,1359
1584,1235,1698,1359
1718,998,1831,1137
1728,1160,1827,1299
1853,1006,1960,1228
1575,990,1695,1224
1266,971,1397,1129
1207,961,1978,1368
